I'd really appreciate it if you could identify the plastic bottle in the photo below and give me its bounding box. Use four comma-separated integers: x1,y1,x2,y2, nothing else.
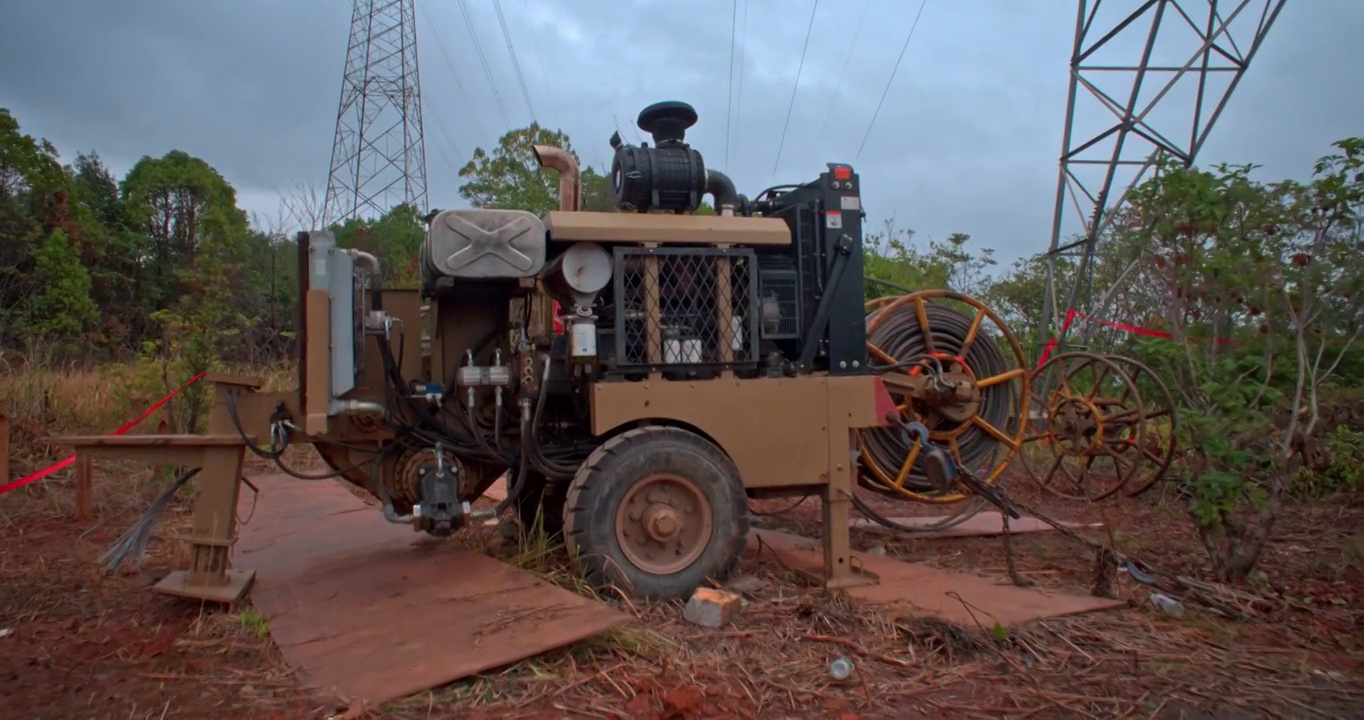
1149,592,1185,617
829,657,854,680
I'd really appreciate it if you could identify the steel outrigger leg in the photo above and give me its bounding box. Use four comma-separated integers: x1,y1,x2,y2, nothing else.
820,428,878,590
42,374,291,606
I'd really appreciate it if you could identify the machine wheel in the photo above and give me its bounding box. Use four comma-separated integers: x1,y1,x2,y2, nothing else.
516,472,567,538
563,425,748,601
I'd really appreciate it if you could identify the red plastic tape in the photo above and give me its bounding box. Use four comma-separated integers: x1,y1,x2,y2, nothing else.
1035,309,1243,370
0,373,205,496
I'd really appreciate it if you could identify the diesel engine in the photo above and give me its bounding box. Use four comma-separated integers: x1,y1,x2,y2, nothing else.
305,100,872,538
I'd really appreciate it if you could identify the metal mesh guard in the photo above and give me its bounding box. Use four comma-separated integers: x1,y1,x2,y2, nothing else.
614,247,759,369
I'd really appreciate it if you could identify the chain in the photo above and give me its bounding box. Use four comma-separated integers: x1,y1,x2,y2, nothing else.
1000,509,1033,587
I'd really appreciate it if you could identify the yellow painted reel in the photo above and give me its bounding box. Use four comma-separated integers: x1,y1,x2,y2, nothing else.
857,290,1031,503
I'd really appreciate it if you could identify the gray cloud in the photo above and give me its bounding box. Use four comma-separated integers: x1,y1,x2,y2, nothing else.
1,0,1359,266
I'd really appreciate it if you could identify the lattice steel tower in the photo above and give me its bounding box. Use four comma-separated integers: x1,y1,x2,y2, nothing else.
322,0,429,228
1040,0,1286,349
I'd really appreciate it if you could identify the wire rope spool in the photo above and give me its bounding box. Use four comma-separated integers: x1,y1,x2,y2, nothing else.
1020,351,1155,501
857,290,1031,504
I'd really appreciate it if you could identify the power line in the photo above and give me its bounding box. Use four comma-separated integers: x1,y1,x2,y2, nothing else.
725,0,738,168
415,1,489,148
730,0,750,169
428,109,465,170
520,0,553,121
493,0,537,125
820,0,871,136
457,0,511,132
772,0,820,179
855,0,929,162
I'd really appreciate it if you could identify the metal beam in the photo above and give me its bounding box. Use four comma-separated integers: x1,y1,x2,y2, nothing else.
1039,0,1287,354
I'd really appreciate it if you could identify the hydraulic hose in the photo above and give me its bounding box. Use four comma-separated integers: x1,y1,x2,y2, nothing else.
496,356,553,515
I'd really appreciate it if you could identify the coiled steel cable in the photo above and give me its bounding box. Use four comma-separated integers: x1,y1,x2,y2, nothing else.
859,301,1021,498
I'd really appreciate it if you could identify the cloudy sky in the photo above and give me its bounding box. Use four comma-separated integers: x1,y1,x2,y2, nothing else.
2,0,1360,266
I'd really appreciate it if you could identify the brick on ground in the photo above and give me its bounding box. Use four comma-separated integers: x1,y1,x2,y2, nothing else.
682,587,742,628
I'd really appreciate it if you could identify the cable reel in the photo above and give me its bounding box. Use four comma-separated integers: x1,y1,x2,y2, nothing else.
857,290,1031,504
1021,351,1176,501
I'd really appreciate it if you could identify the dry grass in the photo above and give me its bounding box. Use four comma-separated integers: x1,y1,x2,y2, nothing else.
0,361,296,433
3,363,1363,719
1,362,297,521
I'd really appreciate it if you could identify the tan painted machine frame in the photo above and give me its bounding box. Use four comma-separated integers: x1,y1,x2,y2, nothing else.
42,146,902,605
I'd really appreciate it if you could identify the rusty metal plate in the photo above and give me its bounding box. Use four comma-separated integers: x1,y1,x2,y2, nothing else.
232,474,631,708
748,529,1124,627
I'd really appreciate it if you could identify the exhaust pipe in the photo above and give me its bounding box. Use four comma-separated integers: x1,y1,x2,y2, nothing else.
705,169,739,217
532,144,581,212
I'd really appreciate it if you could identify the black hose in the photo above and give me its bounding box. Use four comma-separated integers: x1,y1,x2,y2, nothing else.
225,390,288,460
526,385,580,480
495,405,534,516
496,356,553,515
859,301,1019,496
368,448,412,522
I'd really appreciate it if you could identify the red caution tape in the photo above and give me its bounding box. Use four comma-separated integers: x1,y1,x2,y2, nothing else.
0,373,205,496
1034,310,1079,369
1035,310,1242,369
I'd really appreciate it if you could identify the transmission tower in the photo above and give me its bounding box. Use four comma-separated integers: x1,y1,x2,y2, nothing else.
1039,0,1286,350
322,0,429,228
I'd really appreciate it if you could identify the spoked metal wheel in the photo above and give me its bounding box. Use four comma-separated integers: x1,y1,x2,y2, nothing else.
1022,351,1148,501
1105,355,1178,497
857,290,1031,515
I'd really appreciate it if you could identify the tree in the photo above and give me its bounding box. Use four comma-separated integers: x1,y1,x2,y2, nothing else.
578,166,614,213
278,178,326,233
861,219,951,300
0,108,310,371
0,109,71,357
1122,139,1364,581
459,124,717,216
458,123,582,216
22,228,97,351
931,232,996,293
985,253,1057,344
332,202,426,287
118,150,261,426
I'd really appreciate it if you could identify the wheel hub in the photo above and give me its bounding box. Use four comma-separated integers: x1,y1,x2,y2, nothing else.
643,505,681,541
1048,396,1104,453
615,474,713,575
932,370,982,423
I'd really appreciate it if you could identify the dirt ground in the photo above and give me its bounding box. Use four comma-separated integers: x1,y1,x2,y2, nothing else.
2,449,1362,720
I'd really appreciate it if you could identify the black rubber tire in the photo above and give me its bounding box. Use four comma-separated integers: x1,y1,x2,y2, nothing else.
516,472,567,539
563,425,749,601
